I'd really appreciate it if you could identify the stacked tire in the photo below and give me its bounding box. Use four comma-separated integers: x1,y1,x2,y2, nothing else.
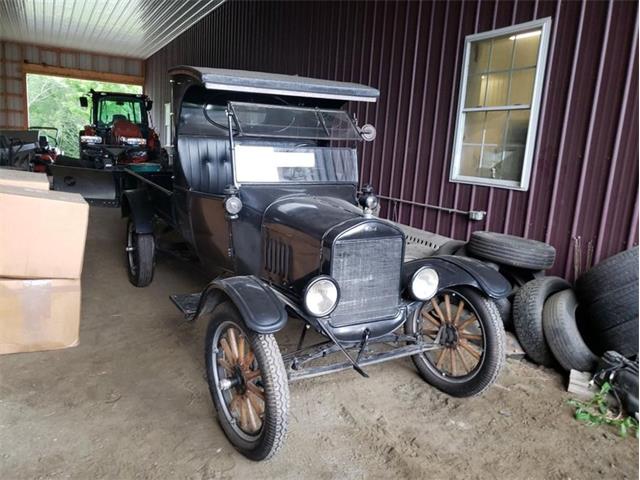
574,247,639,358
511,248,638,372
462,231,557,329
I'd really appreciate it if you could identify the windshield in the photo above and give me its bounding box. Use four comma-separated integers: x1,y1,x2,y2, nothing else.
228,102,362,141
97,97,145,125
234,144,358,184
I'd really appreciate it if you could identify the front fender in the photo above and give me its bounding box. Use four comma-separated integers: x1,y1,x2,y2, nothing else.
121,188,154,234
402,256,511,299
193,275,287,334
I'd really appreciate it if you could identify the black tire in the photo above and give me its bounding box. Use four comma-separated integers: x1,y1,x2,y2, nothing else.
405,287,505,397
434,240,467,256
574,248,638,354
500,266,546,289
542,290,598,372
575,247,638,301
593,321,639,357
468,231,556,270
125,219,155,287
205,302,289,461
495,296,513,330
512,277,570,366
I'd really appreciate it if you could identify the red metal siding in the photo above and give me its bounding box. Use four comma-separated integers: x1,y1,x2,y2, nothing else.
145,0,639,280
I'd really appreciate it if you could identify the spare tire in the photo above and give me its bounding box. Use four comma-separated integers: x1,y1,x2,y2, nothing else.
575,247,638,357
542,290,598,372
513,277,570,366
468,231,556,270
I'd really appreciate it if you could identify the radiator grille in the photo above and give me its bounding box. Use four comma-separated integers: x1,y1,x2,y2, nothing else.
330,236,403,327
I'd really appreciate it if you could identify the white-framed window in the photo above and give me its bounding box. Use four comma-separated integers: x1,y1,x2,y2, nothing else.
450,18,552,190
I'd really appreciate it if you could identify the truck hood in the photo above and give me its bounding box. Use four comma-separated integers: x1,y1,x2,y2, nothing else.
261,194,404,291
262,194,365,242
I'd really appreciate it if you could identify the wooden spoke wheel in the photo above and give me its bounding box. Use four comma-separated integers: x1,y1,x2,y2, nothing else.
405,287,506,397
419,291,485,378
216,324,265,436
205,302,289,461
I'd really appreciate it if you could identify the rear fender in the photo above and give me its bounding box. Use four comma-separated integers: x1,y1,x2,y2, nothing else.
402,256,511,299
193,276,287,334
121,188,154,234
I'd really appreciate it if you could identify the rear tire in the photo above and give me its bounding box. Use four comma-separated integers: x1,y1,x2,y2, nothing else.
406,287,505,397
126,219,155,287
205,302,289,461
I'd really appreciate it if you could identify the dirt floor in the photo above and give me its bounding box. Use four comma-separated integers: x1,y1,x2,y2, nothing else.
1,207,637,479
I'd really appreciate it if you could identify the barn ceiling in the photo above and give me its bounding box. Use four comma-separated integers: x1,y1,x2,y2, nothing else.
0,0,225,59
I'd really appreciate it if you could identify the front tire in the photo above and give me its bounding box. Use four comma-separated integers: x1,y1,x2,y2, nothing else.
406,287,505,397
125,219,155,287
205,302,289,461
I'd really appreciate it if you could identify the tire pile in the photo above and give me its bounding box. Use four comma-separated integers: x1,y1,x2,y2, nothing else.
446,231,639,372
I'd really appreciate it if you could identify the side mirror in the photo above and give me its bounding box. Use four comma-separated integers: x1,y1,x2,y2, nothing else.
359,124,376,142
146,100,153,111
79,97,88,108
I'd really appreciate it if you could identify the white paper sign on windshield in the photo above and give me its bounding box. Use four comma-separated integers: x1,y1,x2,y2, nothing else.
234,145,316,182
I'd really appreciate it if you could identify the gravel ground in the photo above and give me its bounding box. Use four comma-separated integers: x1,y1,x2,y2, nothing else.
1,207,637,479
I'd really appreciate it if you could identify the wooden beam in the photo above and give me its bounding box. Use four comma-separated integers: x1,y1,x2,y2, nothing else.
22,63,144,86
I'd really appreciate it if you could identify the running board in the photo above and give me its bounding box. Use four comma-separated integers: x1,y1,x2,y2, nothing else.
287,343,439,382
169,293,202,320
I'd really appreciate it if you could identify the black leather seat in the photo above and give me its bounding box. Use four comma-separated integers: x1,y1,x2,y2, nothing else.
176,135,233,193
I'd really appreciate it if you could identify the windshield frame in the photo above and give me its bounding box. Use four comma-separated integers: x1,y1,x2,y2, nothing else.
95,95,147,127
227,101,363,141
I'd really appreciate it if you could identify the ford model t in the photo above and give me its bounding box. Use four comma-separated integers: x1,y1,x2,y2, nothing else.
121,66,510,460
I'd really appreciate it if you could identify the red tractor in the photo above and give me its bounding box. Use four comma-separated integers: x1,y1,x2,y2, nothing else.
78,90,160,169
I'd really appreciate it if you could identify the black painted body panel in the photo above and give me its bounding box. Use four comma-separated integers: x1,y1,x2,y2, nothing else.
134,69,511,337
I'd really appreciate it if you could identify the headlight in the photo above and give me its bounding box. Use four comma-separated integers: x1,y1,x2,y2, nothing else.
119,137,147,146
80,135,102,144
410,267,439,301
224,196,243,216
304,276,339,317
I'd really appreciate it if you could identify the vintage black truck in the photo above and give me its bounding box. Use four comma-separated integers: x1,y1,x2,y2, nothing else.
80,66,511,460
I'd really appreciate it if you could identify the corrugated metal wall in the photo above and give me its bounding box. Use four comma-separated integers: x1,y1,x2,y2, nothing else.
145,0,639,280
0,40,144,128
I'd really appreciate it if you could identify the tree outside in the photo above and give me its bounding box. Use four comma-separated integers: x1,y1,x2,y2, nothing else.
27,74,142,158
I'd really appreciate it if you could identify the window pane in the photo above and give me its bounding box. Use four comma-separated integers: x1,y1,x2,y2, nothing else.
505,109,530,146
484,72,510,106
463,112,485,143
454,20,550,189
484,111,508,145
460,145,482,176
489,36,514,71
496,147,524,181
509,68,535,105
513,31,541,68
469,40,491,75
464,74,487,108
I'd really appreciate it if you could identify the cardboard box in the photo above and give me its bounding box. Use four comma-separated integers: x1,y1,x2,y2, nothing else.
0,278,81,354
0,185,89,279
0,168,50,190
